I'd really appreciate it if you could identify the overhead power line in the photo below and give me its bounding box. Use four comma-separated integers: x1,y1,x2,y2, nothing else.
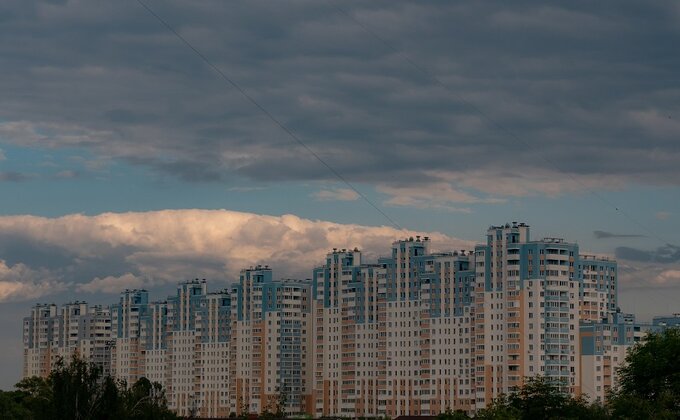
134,0,403,230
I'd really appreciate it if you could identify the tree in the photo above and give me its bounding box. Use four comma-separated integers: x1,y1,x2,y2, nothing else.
609,328,680,419
275,385,288,418
49,354,103,419
0,389,31,420
14,375,52,418
98,376,125,419
507,376,571,419
6,355,176,420
474,394,521,420
237,395,249,419
475,376,608,420
122,377,177,420
260,386,287,420
437,407,470,419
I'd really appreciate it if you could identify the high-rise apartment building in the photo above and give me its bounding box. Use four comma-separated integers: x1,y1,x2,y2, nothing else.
312,239,476,418
230,266,313,416
580,311,662,401
23,303,59,378
111,289,149,385
165,280,208,415
23,302,112,379
474,223,580,406
312,248,384,417
579,255,618,322
195,290,232,418
109,282,233,417
57,303,112,377
138,300,168,388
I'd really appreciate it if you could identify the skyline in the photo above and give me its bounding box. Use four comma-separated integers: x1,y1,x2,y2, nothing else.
1,0,679,393
19,224,674,417
4,214,679,392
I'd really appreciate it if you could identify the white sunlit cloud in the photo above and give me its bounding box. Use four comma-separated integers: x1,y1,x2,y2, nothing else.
0,209,473,300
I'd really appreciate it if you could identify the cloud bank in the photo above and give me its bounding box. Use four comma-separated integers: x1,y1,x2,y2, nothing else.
0,209,472,301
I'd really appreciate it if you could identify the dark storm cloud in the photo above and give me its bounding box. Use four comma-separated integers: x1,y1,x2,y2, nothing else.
1,0,680,196
594,230,645,239
616,244,680,263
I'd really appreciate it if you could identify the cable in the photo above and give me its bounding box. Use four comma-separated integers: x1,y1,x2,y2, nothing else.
330,2,673,246
134,0,403,230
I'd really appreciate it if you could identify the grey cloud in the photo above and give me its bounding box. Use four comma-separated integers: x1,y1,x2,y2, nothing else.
0,171,32,182
103,109,160,125
593,230,645,239
0,231,146,284
616,244,680,264
0,0,679,198
136,158,225,183
54,169,79,179
0,233,77,269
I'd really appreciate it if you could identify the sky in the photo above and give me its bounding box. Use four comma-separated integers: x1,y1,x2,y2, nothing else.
1,0,679,389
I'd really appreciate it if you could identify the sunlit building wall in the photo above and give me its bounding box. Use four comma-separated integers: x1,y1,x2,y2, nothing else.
230,267,313,416
474,223,581,408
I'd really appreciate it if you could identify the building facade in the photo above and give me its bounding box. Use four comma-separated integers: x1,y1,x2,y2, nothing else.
580,311,662,401
111,289,149,385
23,302,112,379
230,266,313,416
23,303,59,379
312,239,477,418
579,255,618,323
110,281,233,417
474,224,581,406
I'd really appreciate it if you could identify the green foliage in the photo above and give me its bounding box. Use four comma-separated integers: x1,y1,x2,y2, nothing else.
474,394,521,420
0,389,31,420
276,386,288,418
609,328,680,419
473,377,608,420
122,376,176,420
260,386,288,420
237,395,250,419
50,355,103,419
0,354,177,420
438,407,471,419
13,375,52,418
